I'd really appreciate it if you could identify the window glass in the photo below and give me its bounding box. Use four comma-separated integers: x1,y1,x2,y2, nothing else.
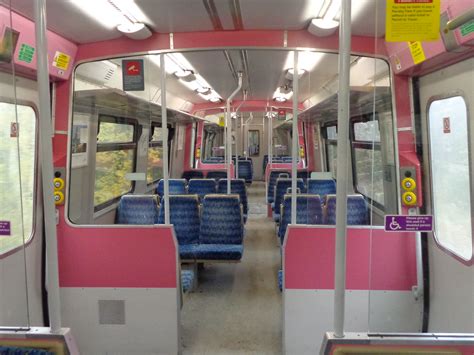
94,150,134,206
94,117,136,208
354,148,384,205
327,144,337,177
97,120,134,143
147,125,163,184
0,103,36,254
428,96,472,260
354,120,381,142
248,130,259,156
326,126,337,140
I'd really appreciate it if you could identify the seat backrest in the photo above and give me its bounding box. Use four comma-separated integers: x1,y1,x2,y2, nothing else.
267,170,291,203
206,171,227,181
274,178,305,212
158,195,200,245
188,179,217,199
156,178,187,196
278,194,323,243
324,194,369,225
307,179,336,197
217,179,248,214
310,171,334,180
237,160,253,182
116,195,159,224
200,194,243,244
182,170,204,180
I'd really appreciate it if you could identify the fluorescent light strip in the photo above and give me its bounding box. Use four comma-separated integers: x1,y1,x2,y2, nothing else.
284,51,325,73
71,0,149,29
150,53,222,102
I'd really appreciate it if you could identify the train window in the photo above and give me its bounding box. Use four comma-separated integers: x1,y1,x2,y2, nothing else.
147,123,163,184
248,130,259,156
0,102,36,255
94,115,137,209
428,96,472,261
351,119,384,207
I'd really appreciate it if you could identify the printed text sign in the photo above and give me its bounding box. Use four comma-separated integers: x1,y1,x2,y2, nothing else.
385,215,433,232
0,221,11,236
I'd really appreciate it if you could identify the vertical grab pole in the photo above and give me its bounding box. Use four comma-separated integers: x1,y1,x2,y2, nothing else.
235,90,247,180
334,0,352,338
291,51,299,225
34,0,62,332
160,55,170,224
226,73,243,194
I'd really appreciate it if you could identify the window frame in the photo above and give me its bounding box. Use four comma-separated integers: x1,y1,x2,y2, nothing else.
323,123,337,175
426,92,474,265
147,122,164,185
94,114,139,212
0,99,38,258
350,115,385,211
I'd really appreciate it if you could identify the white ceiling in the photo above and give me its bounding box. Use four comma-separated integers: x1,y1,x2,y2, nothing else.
8,0,386,44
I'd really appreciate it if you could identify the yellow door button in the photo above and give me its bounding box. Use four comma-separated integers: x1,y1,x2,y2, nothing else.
53,177,65,190
402,191,417,206
54,191,65,205
401,177,416,191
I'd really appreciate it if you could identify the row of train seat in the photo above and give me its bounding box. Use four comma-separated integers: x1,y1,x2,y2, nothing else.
275,193,369,291
157,178,248,221
116,194,245,262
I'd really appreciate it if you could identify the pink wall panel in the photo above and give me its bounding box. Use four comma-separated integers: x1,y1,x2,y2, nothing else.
0,6,77,80
57,224,177,288
284,226,417,291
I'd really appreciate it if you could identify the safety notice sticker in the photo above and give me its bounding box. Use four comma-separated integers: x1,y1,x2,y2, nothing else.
18,44,35,63
384,215,433,232
52,51,71,70
408,41,426,64
385,0,440,42
0,221,11,236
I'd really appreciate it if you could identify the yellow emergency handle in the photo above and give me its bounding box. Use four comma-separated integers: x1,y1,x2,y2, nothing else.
53,177,65,190
402,191,417,206
54,191,65,205
401,177,416,192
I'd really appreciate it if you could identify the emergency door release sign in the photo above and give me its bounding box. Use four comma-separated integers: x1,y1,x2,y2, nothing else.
384,215,433,232
122,59,145,91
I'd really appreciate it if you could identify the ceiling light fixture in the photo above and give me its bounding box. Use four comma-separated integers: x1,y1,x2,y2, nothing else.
209,96,223,103
307,0,342,37
285,68,306,80
174,68,194,79
196,87,212,95
274,97,287,103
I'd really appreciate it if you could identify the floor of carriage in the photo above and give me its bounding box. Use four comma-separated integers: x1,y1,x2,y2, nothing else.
181,181,282,355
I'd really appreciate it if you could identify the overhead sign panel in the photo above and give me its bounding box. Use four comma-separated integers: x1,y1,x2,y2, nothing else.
385,0,440,42
122,59,145,91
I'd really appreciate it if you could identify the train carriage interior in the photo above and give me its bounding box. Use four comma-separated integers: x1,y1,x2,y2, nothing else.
0,0,473,354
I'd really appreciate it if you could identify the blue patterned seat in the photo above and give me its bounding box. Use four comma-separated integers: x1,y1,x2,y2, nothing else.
217,179,248,222
307,179,336,203
237,160,253,184
156,179,187,197
182,170,204,180
0,347,53,355
324,194,369,225
278,269,283,291
158,195,200,260
267,170,291,204
196,194,244,260
207,170,228,181
188,179,217,200
278,194,323,244
181,269,195,293
116,195,159,224
272,178,306,222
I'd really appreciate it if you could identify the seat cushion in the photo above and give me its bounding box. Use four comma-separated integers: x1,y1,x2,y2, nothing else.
179,244,199,260
273,212,280,223
193,244,244,260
